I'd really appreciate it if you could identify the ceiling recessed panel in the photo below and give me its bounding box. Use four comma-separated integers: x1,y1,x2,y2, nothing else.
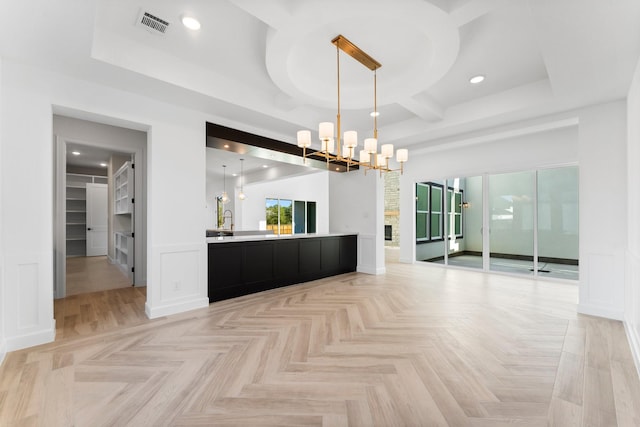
427,0,548,108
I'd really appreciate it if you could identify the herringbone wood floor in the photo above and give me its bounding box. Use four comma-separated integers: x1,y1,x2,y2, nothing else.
1,260,640,426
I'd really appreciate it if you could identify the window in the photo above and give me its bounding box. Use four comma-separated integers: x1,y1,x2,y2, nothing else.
447,188,463,238
415,182,447,243
416,183,429,242
266,198,280,233
430,184,443,240
267,198,314,235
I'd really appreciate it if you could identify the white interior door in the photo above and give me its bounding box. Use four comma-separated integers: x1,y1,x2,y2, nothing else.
86,183,108,256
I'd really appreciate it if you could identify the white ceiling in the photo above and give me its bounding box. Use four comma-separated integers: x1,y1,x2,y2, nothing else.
2,0,640,162
66,142,131,170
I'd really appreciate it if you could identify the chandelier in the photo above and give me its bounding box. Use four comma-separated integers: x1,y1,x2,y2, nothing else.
297,35,408,175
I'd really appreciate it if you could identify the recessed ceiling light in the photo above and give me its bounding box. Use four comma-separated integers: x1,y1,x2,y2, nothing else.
262,165,268,168
72,151,80,156
370,111,380,117
100,163,107,167
223,144,229,148
469,75,485,84
181,15,201,31
232,173,237,177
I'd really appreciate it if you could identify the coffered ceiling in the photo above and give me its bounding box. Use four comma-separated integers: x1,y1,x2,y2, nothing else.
2,0,640,154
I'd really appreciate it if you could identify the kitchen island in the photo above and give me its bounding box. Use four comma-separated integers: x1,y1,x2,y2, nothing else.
207,233,357,302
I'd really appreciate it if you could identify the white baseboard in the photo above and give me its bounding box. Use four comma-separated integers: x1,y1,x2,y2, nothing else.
357,265,386,275
5,320,56,352
577,303,624,321
145,297,209,319
398,257,415,264
625,322,640,380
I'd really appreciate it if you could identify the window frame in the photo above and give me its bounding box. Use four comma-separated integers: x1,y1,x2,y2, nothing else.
447,187,464,240
415,182,447,244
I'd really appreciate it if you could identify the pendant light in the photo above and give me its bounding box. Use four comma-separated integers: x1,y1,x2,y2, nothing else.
238,158,246,200
221,164,229,204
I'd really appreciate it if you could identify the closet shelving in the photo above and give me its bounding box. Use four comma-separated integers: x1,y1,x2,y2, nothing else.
113,161,134,280
66,173,107,257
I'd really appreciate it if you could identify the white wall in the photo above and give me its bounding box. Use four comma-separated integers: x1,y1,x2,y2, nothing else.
578,101,627,320
626,57,640,375
235,171,330,233
0,59,210,351
0,55,5,365
329,170,385,275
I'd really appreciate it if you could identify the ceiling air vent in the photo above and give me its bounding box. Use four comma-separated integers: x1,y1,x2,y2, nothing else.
137,11,170,35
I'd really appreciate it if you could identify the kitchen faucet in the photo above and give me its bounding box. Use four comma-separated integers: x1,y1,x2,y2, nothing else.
223,209,234,230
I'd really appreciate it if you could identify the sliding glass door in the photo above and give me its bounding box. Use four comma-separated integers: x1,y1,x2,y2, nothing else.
415,166,578,280
489,171,535,275
537,166,579,280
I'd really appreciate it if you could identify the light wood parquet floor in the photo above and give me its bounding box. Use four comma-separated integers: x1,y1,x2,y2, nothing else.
66,255,131,296
2,259,640,426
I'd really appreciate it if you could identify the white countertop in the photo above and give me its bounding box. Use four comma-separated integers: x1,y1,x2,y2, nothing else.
206,233,356,244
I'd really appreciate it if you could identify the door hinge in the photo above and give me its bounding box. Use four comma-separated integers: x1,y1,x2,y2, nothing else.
131,267,135,273
131,232,134,238
131,198,134,204
131,163,135,169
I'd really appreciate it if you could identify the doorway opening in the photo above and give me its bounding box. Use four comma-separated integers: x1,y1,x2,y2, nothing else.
53,114,147,303
63,147,134,296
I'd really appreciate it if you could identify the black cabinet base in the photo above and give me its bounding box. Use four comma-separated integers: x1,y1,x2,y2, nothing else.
208,235,357,303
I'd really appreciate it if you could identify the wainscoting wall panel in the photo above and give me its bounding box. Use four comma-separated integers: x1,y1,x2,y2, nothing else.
3,252,55,351
579,251,625,320
357,234,383,275
626,250,640,378
146,243,209,319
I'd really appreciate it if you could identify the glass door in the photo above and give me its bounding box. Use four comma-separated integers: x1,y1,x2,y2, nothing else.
446,176,483,270
415,168,577,280
537,167,579,280
489,171,535,275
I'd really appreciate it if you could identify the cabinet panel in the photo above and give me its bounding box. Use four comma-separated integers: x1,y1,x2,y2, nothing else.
244,243,274,284
299,239,321,275
321,238,340,272
275,240,299,280
208,235,357,303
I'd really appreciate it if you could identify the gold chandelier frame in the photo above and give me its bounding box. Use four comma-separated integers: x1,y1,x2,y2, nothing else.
297,35,408,175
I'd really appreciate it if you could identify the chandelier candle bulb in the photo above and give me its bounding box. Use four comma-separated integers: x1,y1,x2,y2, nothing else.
321,138,335,153
343,145,353,158
344,130,358,148
319,122,334,141
364,138,377,154
381,144,394,159
359,150,370,163
396,148,408,163
297,130,312,148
